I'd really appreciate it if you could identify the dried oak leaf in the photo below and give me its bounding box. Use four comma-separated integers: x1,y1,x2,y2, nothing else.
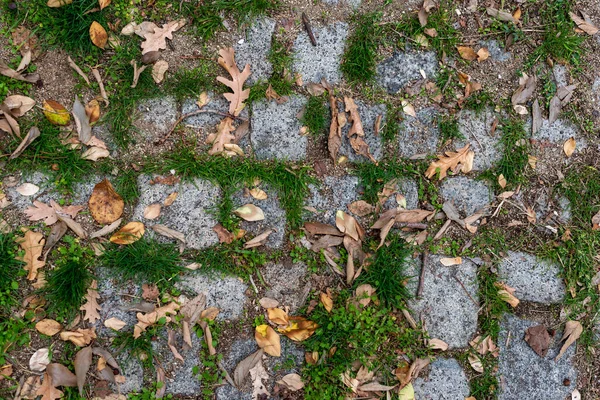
134,302,180,338
344,96,375,162
216,47,251,116
525,324,551,357
206,117,242,156
140,20,186,55
16,229,45,280
425,144,474,180
89,179,124,224
80,280,101,323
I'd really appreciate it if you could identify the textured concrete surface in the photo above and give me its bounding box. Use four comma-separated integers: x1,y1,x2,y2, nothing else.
133,97,178,143
251,96,308,160
533,119,586,149
262,260,309,312
498,314,577,400
162,331,203,395
133,175,221,250
498,251,565,304
456,108,502,170
377,51,438,94
397,107,440,158
409,255,479,349
338,100,385,162
305,175,361,225
322,0,361,8
235,18,276,84
480,40,511,62
413,358,470,400
292,22,349,84
231,184,286,249
439,176,492,216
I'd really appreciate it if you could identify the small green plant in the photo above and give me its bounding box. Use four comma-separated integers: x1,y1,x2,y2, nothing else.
341,12,382,83
0,232,25,310
353,160,420,204
112,328,158,369
301,96,329,136
127,383,174,400
438,115,463,141
381,105,400,144
249,36,294,102
193,241,266,278
112,168,141,205
165,61,220,101
40,236,93,321
462,90,493,113
101,237,183,288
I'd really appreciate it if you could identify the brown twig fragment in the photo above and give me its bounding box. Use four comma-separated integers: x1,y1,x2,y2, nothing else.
302,13,317,46
417,251,428,298
91,68,109,106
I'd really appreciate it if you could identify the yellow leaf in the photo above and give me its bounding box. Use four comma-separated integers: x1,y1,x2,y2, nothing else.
43,100,70,125
398,383,415,400
255,325,281,357
457,46,478,61
110,222,145,245
319,292,333,312
563,137,576,157
90,22,108,49
85,99,100,124
278,316,318,342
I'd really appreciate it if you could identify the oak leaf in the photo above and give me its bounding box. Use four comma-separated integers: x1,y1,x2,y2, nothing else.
570,11,599,35
556,320,582,361
140,20,186,55
344,97,375,162
134,302,179,338
16,230,45,280
216,47,251,116
206,117,242,156
80,280,101,323
425,144,474,180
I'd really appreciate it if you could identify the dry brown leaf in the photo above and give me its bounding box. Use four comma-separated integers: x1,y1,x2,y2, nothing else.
355,284,375,307
47,0,73,6
468,354,483,373
335,210,364,242
563,137,576,157
80,280,101,323
234,204,265,221
109,222,145,245
303,221,343,236
74,347,92,395
212,224,234,244
344,97,375,162
30,348,51,372
457,46,478,61
556,320,582,361
16,183,39,196
36,373,63,400
469,335,499,357
151,224,185,244
89,179,124,224
35,319,62,336
143,204,161,220
570,11,599,35
524,325,551,357
244,229,273,249
498,174,507,188
0,61,39,83
425,144,474,180
90,22,108,49
278,316,318,342
255,324,281,357
10,126,40,160
477,47,490,62
104,317,126,331
141,283,159,301
0,364,12,381
428,338,449,351
206,117,240,157
512,75,536,105
234,349,264,388
216,47,251,116
348,200,375,216
134,302,179,338
249,187,268,200
140,20,186,55
164,192,178,207
249,361,270,398
81,146,109,161
98,0,110,9
167,329,184,362
89,218,122,239
267,308,289,325
16,230,45,280
85,99,100,124
440,257,462,266
487,7,517,23
277,373,304,391
60,328,97,347
152,60,169,83
319,292,333,312
3,94,35,117
323,80,343,162
495,282,520,307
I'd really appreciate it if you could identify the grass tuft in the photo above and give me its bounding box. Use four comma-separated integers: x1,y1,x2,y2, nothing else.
438,115,463,142
192,242,266,279
301,96,329,136
341,13,382,84
0,233,25,311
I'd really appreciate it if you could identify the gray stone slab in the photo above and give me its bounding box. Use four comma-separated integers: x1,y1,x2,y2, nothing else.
322,0,361,8
182,95,230,129
520,188,572,225
232,185,286,249
292,22,348,84
413,358,470,400
480,40,511,62
377,51,438,94
251,96,308,160
533,118,587,150
132,175,221,250
498,314,577,400
94,267,139,337
162,331,203,395
177,273,248,320
133,97,178,143
338,100,385,162
263,261,309,312
456,108,502,171
114,353,144,394
439,176,492,216
235,18,276,84
398,107,440,158
408,255,479,349
498,251,565,304
553,64,569,87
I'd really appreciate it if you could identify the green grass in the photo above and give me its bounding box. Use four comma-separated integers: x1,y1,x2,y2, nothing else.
249,36,294,103
101,237,183,288
40,236,93,321
147,144,315,229
112,168,141,205
341,12,382,84
165,60,221,101
353,160,425,205
112,328,157,369
438,115,463,142
0,233,25,310
381,105,400,144
355,236,413,310
480,118,529,191
301,95,329,136
462,90,493,113
192,241,267,279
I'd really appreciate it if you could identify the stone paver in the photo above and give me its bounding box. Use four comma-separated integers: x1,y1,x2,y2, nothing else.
377,51,438,94
480,40,511,62
322,0,361,8
533,118,587,151
456,108,503,171
292,22,349,84
439,176,492,216
235,18,276,84
251,96,308,160
498,251,565,304
133,175,221,249
498,314,577,400
262,260,309,312
397,107,440,158
338,100,385,162
231,185,286,249
162,332,203,395
133,97,178,144
409,255,479,349
306,175,361,225
413,358,470,400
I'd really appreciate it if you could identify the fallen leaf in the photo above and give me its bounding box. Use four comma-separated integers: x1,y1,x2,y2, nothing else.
90,22,108,49
30,348,51,372
457,46,478,61
141,20,186,55
60,328,97,347
4,94,35,117
335,210,364,242
556,320,582,361
244,229,273,249
156,367,166,399
511,75,536,105
487,7,517,23
477,47,490,62
85,100,100,124
90,218,122,239
16,183,40,196
495,282,520,307
425,144,474,180
80,281,101,323
36,373,63,400
109,222,145,245
0,61,39,83
0,364,12,380
152,60,169,83
216,47,251,116
303,221,343,236
143,204,161,220
345,97,375,162
402,100,416,117
277,373,304,391
255,324,281,357
319,291,333,312
234,349,264,387
151,224,185,244
134,302,179,338
549,95,561,123
469,335,499,357
129,60,147,89
249,361,270,398
427,338,448,351
563,137,576,157
572,389,582,400
104,317,126,331
167,329,184,362
82,146,109,161
498,174,507,188
570,11,599,35
47,0,73,6
398,383,415,400
98,0,110,9
213,224,234,244
74,347,92,395
234,204,265,221
72,97,92,145
267,308,289,326
89,179,124,224
440,257,462,266
278,316,318,342
205,116,241,157
525,324,551,357
16,230,45,280
164,192,178,206
249,187,268,200
359,382,396,392
10,126,40,159
36,319,62,336
468,354,483,373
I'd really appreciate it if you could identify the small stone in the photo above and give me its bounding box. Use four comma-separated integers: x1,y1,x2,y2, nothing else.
377,51,438,94
439,176,492,216
498,251,565,304
413,358,470,399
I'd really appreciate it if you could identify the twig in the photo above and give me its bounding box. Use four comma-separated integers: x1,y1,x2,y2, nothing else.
91,68,109,106
417,251,428,298
396,222,428,230
401,308,418,329
302,13,317,46
218,360,235,387
157,109,248,145
453,275,478,306
248,275,259,294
